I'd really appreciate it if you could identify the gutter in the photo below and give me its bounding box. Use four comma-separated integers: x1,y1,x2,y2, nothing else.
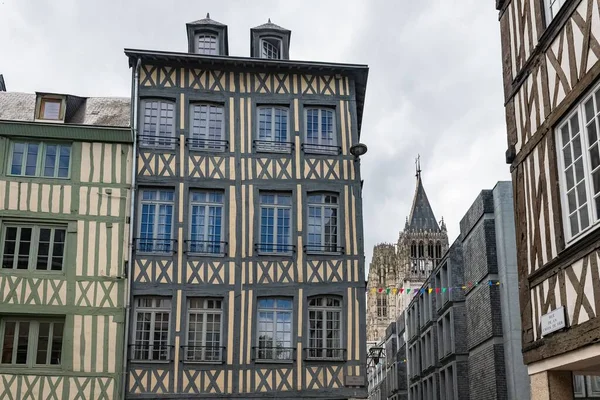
122,56,141,400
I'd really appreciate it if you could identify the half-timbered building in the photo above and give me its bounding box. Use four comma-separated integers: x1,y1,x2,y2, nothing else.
496,0,600,397
0,91,131,399
124,15,369,399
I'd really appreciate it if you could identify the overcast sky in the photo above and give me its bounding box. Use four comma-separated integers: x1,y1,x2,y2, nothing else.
0,0,510,271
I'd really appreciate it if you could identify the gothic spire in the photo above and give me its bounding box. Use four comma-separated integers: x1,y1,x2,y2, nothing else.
407,157,440,232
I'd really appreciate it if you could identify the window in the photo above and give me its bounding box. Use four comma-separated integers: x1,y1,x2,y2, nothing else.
185,298,223,362
256,106,291,153
308,296,343,360
258,193,292,254
1,318,64,366
196,34,218,55
574,375,600,397
189,104,226,152
377,294,387,318
9,141,71,178
132,297,171,361
138,189,174,253
556,86,600,242
544,0,566,24
189,191,224,255
1,225,66,271
260,37,282,59
256,298,293,361
304,108,337,154
38,98,62,120
306,193,340,253
140,100,175,147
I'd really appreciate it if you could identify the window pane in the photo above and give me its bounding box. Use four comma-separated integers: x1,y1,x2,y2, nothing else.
2,227,17,269
37,228,51,270
50,322,63,365
1,322,16,363
44,145,57,177
58,146,71,178
11,143,25,175
17,228,32,270
42,101,61,120
16,322,29,364
25,144,39,176
36,322,50,364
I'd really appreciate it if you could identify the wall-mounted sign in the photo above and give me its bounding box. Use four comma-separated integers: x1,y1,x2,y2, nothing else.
541,306,566,336
345,375,365,386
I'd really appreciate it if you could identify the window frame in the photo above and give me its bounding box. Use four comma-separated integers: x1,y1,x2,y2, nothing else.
139,99,176,149
137,189,175,254
1,224,67,272
195,33,219,55
131,297,172,362
37,98,64,121
185,298,224,363
257,192,293,255
543,0,567,26
260,37,282,60
556,84,600,244
255,106,292,153
306,295,344,361
188,103,227,152
8,141,72,179
306,193,341,254
188,190,225,256
0,317,64,367
303,107,339,155
255,297,294,362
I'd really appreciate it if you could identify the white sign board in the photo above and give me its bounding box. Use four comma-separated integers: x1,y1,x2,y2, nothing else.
541,307,566,336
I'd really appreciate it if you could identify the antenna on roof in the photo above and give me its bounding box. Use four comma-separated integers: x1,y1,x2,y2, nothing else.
206,13,210,18
268,18,271,23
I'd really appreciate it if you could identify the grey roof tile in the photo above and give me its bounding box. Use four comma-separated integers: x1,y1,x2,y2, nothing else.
407,174,440,232
252,20,290,32
0,92,130,127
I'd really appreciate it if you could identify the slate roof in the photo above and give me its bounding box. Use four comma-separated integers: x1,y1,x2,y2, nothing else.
0,92,130,127
187,14,226,26
407,173,440,232
252,20,290,32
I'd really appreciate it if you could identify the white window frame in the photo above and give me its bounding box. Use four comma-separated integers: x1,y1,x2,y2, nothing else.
36,97,64,122
1,224,67,271
256,297,293,362
185,298,223,363
543,0,567,25
258,192,293,254
256,106,291,153
556,84,600,244
260,37,282,59
0,318,64,366
307,296,343,360
196,33,219,55
188,190,225,255
189,103,226,152
137,189,175,253
304,107,338,154
306,193,339,253
8,141,72,179
140,99,176,148
131,297,171,361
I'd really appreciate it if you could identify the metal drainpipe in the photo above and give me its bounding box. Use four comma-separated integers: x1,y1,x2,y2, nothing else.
122,57,141,400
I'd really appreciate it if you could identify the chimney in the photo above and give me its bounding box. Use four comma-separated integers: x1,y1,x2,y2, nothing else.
0,75,5,92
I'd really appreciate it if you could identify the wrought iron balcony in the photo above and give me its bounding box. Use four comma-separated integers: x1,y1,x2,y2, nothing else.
301,142,341,156
185,240,227,256
186,137,228,152
253,346,295,362
305,347,346,361
134,238,177,254
138,134,178,148
304,244,344,254
255,243,295,254
253,139,294,154
181,345,225,363
129,344,173,362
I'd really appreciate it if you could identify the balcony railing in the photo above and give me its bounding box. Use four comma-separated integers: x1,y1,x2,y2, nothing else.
181,345,225,363
254,139,294,154
304,244,344,254
129,344,173,362
138,134,178,148
134,238,177,253
255,243,295,254
185,240,227,256
253,346,295,362
305,347,346,361
186,137,228,152
301,142,341,155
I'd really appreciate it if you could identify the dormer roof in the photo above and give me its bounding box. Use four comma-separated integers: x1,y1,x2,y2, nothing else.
187,14,226,27
252,20,291,33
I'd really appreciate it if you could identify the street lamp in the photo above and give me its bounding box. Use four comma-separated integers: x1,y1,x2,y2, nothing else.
349,143,368,159
367,346,385,367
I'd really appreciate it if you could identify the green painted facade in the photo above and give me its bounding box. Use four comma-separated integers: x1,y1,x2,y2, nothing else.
0,119,132,399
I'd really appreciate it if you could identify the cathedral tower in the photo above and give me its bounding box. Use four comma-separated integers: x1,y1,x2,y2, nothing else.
366,159,448,341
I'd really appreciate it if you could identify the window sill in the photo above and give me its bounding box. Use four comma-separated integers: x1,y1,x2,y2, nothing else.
135,251,175,256
302,149,341,156
257,252,294,257
0,269,65,276
254,359,295,364
188,147,227,153
304,358,346,363
182,360,224,365
129,359,171,364
0,364,63,373
186,252,226,258
138,144,176,150
305,251,344,256
6,174,70,180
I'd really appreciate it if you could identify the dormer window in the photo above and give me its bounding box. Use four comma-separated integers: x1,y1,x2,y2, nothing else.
196,33,218,55
260,37,282,59
38,98,62,121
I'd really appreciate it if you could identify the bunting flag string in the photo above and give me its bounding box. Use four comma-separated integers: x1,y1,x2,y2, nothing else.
369,280,501,295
